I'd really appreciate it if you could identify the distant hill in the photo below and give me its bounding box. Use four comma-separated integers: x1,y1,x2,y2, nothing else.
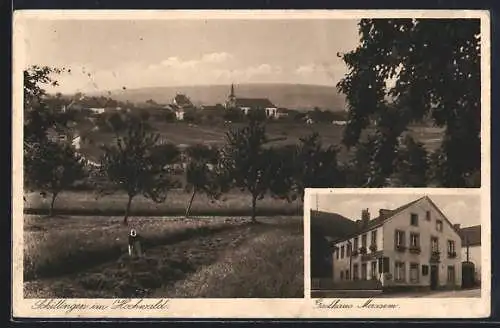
310,210,359,241
90,83,346,111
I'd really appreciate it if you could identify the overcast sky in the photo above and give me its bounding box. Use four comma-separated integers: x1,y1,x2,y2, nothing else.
313,193,482,228
20,18,360,93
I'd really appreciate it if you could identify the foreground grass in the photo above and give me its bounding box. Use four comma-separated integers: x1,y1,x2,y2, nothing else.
156,222,304,298
24,216,303,298
24,215,248,281
24,190,303,217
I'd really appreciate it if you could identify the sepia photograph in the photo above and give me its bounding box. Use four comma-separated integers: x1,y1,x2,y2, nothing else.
12,9,490,318
309,191,483,299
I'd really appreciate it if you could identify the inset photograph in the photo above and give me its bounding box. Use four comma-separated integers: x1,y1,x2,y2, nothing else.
309,190,483,298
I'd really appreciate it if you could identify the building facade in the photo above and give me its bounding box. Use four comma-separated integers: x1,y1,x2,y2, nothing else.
332,196,462,290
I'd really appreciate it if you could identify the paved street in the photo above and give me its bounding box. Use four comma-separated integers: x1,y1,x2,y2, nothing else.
383,288,481,298
312,288,481,299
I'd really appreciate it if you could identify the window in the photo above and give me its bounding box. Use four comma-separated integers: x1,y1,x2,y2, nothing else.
426,211,431,221
346,243,351,257
447,240,456,253
346,270,350,280
371,261,378,279
340,271,344,280
341,246,345,259
353,264,359,280
371,230,377,246
422,265,429,276
336,248,339,260
410,263,419,283
410,213,419,226
395,261,406,282
410,233,420,247
395,230,406,247
361,263,368,280
447,240,456,258
353,237,359,250
436,220,443,232
447,265,456,284
361,234,367,248
431,237,439,252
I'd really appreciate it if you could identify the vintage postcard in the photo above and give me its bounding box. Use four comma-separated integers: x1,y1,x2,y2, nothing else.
12,9,490,318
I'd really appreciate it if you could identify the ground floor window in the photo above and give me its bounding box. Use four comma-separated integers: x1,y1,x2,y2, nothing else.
395,261,406,282
346,270,350,280
410,263,419,283
340,271,344,280
353,264,359,280
447,265,456,284
422,265,429,276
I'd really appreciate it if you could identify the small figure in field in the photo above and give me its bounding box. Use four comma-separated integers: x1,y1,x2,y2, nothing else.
128,229,143,257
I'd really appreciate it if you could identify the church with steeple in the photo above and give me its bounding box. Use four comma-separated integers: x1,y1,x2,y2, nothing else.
224,83,278,118
225,83,237,109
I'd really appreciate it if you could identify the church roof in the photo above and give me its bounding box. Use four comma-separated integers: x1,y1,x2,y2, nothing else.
235,98,276,108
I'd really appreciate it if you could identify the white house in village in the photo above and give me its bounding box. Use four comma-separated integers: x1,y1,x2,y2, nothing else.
175,110,185,121
169,94,195,121
459,225,481,283
332,196,462,291
88,107,106,114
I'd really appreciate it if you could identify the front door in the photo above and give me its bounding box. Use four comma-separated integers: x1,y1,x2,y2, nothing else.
430,265,439,290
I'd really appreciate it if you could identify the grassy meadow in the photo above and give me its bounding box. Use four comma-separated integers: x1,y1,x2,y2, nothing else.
24,215,303,298
24,189,303,217
80,121,445,162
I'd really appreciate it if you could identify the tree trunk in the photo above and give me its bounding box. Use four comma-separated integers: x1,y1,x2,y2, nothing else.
49,192,57,217
251,193,257,223
185,189,197,218
124,195,133,225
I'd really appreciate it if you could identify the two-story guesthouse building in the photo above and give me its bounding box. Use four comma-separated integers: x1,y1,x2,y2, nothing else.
332,196,462,291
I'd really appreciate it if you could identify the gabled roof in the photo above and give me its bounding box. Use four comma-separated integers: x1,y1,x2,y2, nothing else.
334,197,425,242
459,225,481,247
235,98,276,108
333,196,461,244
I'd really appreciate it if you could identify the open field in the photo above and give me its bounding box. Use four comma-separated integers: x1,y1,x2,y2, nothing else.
23,215,303,298
23,190,303,217
79,121,445,162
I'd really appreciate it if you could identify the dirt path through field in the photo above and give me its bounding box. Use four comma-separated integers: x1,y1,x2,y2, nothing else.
24,222,271,298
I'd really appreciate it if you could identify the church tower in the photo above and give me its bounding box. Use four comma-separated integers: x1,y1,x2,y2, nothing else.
226,83,237,109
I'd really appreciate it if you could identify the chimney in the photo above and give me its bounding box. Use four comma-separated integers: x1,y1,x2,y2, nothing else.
453,224,461,231
361,208,370,227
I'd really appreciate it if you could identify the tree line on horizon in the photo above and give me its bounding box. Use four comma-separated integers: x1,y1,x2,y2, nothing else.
23,18,481,224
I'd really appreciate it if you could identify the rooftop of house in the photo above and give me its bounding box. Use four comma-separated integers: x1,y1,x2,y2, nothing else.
330,195,460,244
173,94,193,107
459,225,481,247
234,98,276,109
